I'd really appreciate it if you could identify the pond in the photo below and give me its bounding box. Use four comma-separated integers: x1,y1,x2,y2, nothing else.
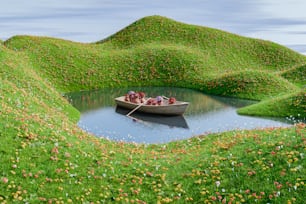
65,87,292,144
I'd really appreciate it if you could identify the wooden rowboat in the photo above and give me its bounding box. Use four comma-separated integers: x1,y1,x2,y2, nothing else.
115,96,189,115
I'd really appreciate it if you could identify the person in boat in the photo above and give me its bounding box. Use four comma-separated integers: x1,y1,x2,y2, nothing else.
168,97,176,104
126,91,146,104
124,91,134,102
127,91,137,103
138,92,145,103
146,98,157,105
124,94,130,102
156,96,163,105
146,96,164,105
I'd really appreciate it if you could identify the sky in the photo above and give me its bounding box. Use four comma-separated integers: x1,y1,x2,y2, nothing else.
1,0,306,54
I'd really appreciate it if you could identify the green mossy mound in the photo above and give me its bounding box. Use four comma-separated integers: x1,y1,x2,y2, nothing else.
199,70,299,100
99,15,305,71
0,45,80,124
3,16,305,117
3,16,305,115
280,64,306,87
4,37,204,91
238,90,306,119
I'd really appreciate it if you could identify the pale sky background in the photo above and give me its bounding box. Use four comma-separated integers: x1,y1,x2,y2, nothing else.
1,0,306,54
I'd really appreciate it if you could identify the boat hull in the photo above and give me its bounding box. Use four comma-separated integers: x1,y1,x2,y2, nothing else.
115,96,189,115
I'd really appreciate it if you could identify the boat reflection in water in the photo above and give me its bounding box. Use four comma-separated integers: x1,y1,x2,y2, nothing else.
115,106,189,129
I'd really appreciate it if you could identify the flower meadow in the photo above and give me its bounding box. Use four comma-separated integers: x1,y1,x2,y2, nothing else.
1,118,305,203
1,16,306,203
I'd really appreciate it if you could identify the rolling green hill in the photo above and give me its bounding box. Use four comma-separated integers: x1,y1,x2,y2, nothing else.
4,16,305,117
99,16,305,71
1,16,305,203
238,89,305,119
280,64,306,87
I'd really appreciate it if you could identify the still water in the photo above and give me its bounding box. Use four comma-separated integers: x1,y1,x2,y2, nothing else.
65,87,291,144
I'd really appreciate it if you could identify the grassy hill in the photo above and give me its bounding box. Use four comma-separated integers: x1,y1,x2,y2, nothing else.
280,64,306,87
4,16,305,118
99,16,304,70
1,16,305,203
238,90,305,119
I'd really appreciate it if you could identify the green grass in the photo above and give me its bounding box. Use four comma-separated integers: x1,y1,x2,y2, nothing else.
280,64,306,87
238,90,306,119
5,16,306,94
1,16,305,203
197,70,300,100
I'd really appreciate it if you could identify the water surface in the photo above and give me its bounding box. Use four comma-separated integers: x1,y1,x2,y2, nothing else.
65,87,292,144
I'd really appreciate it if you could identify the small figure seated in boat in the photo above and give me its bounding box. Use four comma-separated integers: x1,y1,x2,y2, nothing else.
146,98,154,105
168,97,176,104
125,91,146,104
138,92,145,103
125,91,136,103
146,98,158,105
124,93,130,102
130,93,139,103
124,91,134,102
146,96,163,106
156,96,163,105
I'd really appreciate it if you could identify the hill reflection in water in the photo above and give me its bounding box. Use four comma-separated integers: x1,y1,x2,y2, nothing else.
65,87,291,144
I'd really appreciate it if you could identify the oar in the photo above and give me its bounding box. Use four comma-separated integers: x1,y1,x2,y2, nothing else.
126,114,151,126
162,95,169,100
126,97,151,117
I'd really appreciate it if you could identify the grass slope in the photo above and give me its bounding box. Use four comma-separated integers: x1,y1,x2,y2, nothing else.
1,16,305,203
280,64,306,87
4,16,306,94
238,90,306,119
99,16,305,71
198,70,300,100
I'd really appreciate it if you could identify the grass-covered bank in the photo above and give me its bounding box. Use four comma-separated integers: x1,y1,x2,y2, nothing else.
4,16,305,118
1,16,305,203
238,90,305,119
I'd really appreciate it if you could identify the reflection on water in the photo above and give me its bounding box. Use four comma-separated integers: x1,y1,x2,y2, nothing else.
116,106,189,129
65,87,292,144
